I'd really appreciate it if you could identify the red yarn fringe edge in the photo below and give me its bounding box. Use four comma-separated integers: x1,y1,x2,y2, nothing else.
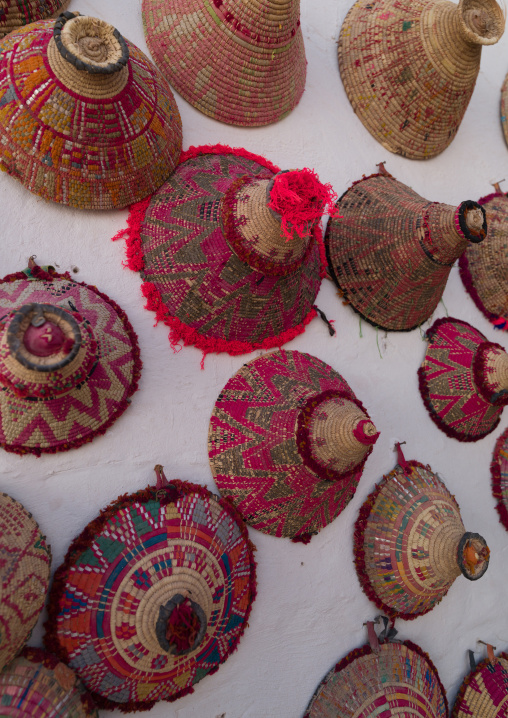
450,653,508,717
353,460,453,621
44,478,257,714
458,252,508,331
0,264,142,456
491,428,508,532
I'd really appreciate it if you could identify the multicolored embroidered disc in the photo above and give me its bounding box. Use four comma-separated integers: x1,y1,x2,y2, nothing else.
325,169,486,331
0,493,51,671
208,349,379,542
492,428,508,531
0,263,141,455
0,12,182,209
0,647,98,717
142,0,306,126
0,0,64,38
459,191,508,331
44,470,256,713
419,317,508,442
452,653,508,717
338,0,504,159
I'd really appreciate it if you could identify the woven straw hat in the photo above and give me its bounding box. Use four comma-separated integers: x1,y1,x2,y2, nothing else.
0,647,97,717
0,262,141,455
0,11,182,210
0,0,66,38
119,145,336,357
459,189,508,331
44,467,256,713
491,428,508,530
0,493,51,672
452,647,508,717
339,0,504,160
354,445,490,620
209,349,379,542
325,167,487,331
419,317,508,441
142,0,306,126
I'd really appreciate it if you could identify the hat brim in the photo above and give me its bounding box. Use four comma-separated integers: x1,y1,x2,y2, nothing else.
491,427,508,531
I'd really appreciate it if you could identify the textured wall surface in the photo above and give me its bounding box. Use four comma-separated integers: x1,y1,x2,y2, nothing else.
1,0,507,716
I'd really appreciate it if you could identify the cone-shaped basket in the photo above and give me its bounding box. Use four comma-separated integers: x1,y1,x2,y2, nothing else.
452,648,508,717
492,428,508,530
0,0,65,38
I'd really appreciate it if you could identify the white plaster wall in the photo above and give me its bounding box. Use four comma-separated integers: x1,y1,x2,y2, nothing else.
1,0,508,715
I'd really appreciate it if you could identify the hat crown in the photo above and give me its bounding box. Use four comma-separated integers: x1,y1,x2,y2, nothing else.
457,0,505,45
421,200,486,265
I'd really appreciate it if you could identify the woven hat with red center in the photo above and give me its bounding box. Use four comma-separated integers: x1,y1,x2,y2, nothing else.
118,145,336,357
44,467,256,713
0,262,141,455
208,349,379,543
142,0,306,127
0,647,97,717
0,11,182,210
354,445,490,620
452,645,508,718
491,428,508,531
0,1,65,38
338,0,504,159
0,493,51,672
325,166,487,331
418,317,508,442
459,189,508,331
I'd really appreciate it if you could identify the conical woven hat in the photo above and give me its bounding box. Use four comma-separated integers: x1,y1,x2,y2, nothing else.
44,469,256,712
491,428,508,530
0,494,51,671
0,263,141,455
325,169,487,331
0,11,182,210
354,448,490,619
419,317,508,441
452,652,508,717
142,0,306,127
209,349,379,542
119,146,334,356
0,0,65,38
0,647,97,717
339,0,504,159
459,190,508,330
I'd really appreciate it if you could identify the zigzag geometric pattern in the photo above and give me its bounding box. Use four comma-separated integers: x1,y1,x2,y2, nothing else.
452,655,508,717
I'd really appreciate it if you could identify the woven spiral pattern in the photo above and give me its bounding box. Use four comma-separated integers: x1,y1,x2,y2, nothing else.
452,655,508,717
0,647,97,717
339,0,504,159
209,349,376,541
44,480,256,712
0,0,64,38
0,493,50,671
142,0,306,127
304,641,448,718
0,18,182,209
492,428,508,531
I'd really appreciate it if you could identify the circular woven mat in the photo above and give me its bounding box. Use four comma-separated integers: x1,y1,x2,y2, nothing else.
142,0,306,126
0,493,51,671
0,1,66,38
209,349,376,541
339,0,504,159
304,641,448,717
452,655,508,717
0,17,182,209
492,428,508,531
0,267,141,455
44,478,256,712
0,647,97,717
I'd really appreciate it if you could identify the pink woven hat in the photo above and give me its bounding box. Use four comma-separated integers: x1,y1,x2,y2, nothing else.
208,349,379,543
0,261,141,455
0,0,65,38
0,11,182,210
452,644,508,718
325,165,487,331
492,428,508,530
419,317,508,442
118,145,337,357
142,0,306,127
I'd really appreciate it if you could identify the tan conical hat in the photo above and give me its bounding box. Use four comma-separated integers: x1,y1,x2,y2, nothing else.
0,0,66,38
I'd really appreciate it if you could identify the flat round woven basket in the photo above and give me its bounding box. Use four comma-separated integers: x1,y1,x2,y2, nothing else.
209,349,378,542
0,493,51,671
452,654,508,717
44,472,256,713
0,264,141,455
0,647,98,717
304,640,448,717
0,0,65,38
338,0,504,159
0,12,182,209
492,428,508,531
142,0,306,126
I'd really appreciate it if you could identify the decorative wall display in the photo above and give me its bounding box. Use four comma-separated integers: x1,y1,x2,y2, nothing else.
0,0,65,38
452,646,508,717
491,428,508,530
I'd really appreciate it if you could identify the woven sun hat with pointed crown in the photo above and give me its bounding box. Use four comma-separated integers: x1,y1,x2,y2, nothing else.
419,317,508,441
0,261,141,455
208,349,379,543
44,467,256,713
0,493,51,672
339,0,504,159
117,145,337,357
142,0,306,127
0,0,65,38
0,11,182,210
452,644,508,718
325,166,487,331
492,428,508,531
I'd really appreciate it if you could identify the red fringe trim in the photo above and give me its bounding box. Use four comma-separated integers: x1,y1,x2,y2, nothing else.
450,653,508,717
44,478,257,713
179,143,281,173
491,428,508,532
459,252,508,331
